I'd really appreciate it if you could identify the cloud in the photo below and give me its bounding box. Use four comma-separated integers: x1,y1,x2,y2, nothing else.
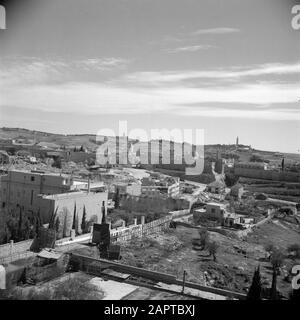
166,45,215,53
1,80,299,120
75,58,130,70
1,59,299,121
192,27,240,35
0,57,131,86
123,62,300,83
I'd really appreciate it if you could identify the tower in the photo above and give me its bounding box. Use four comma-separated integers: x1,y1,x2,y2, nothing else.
236,136,239,147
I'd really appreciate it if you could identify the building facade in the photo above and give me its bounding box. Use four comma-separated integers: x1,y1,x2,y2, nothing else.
37,190,108,230
0,170,88,214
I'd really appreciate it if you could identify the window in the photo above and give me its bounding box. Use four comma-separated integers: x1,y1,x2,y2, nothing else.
2,202,5,208
211,208,216,214
31,176,35,182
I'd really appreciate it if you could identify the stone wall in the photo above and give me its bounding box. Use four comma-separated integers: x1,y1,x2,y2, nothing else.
234,167,300,182
0,239,35,263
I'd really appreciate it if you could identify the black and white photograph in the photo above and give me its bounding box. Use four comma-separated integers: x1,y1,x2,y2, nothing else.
0,0,300,304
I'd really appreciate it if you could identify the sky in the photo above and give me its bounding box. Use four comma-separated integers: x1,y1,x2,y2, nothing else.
0,0,299,153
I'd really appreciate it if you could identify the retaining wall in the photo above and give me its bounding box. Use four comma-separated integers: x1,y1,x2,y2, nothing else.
70,253,246,300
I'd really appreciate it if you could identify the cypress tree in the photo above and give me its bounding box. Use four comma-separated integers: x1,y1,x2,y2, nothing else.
72,202,77,229
247,266,262,300
55,217,60,234
114,188,120,209
81,206,87,233
17,206,23,241
101,201,106,224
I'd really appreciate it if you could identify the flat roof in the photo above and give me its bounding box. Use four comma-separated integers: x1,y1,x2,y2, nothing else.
8,169,70,178
207,202,226,207
40,190,107,200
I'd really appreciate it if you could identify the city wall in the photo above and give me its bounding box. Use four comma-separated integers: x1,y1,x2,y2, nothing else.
234,167,300,182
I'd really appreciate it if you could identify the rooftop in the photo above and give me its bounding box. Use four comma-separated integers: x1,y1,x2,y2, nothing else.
40,189,107,200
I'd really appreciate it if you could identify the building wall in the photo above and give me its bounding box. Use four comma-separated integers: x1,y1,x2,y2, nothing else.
206,204,225,220
141,186,161,197
127,183,142,196
0,171,72,213
168,181,180,198
37,191,108,231
230,186,244,199
64,151,96,163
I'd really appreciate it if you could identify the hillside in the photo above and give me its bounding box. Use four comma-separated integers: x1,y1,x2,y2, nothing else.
0,127,300,164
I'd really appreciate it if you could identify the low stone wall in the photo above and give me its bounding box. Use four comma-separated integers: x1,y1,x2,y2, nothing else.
234,167,300,182
110,216,172,242
1,214,174,262
0,239,33,260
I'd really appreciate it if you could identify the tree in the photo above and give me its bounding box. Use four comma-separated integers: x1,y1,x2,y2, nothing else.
72,202,77,230
101,202,106,224
270,249,284,271
17,206,24,241
62,208,71,238
75,213,79,236
81,206,87,234
270,249,285,300
265,243,275,254
49,207,58,230
24,218,31,240
55,217,60,234
114,188,120,209
207,241,218,261
52,157,62,169
250,154,264,162
198,229,209,249
247,266,262,300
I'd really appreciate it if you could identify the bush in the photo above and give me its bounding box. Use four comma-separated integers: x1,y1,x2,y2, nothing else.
207,241,218,261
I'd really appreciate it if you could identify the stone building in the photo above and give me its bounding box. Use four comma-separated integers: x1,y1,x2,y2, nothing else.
0,170,108,226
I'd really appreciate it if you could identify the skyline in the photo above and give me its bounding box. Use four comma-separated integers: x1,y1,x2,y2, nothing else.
0,0,299,153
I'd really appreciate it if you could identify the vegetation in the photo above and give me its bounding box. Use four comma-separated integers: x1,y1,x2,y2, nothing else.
0,207,43,245
51,157,62,169
247,267,262,300
1,277,104,300
250,154,264,162
287,244,300,259
198,229,209,250
270,249,285,300
113,188,120,209
207,241,218,261
81,206,87,233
